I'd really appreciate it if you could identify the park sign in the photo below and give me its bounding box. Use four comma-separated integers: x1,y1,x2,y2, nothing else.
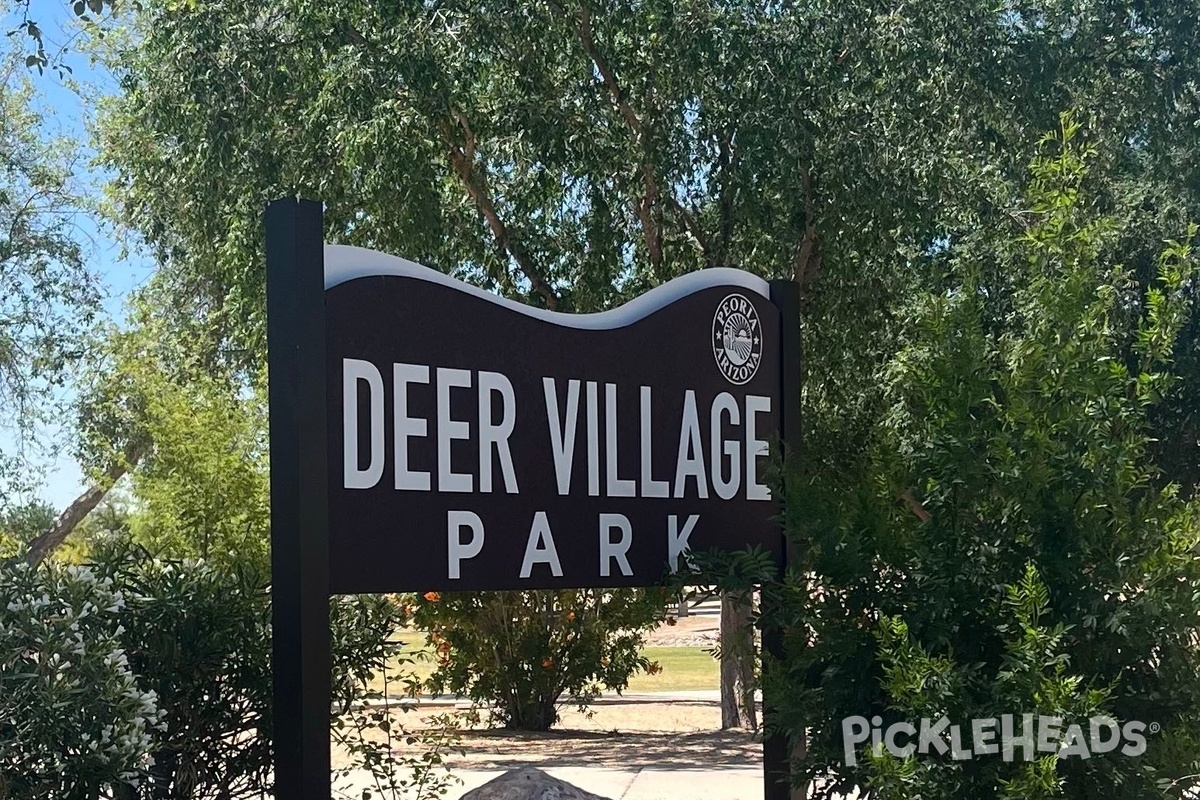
328,245,784,592
266,199,800,800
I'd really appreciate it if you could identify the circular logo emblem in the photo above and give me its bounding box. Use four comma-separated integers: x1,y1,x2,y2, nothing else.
712,293,762,385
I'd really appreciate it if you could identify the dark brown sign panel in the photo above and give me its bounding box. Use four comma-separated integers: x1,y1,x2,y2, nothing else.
267,199,798,800
325,246,783,593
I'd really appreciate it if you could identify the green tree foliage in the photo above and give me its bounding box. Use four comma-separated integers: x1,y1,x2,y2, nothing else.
67,303,267,569
95,1,1200,379
123,371,268,568
129,395,266,567
778,120,1200,798
0,499,54,554
411,588,668,731
20,306,253,567
0,45,99,497
9,0,123,76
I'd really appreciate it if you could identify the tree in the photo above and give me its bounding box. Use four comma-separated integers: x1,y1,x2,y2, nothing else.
96,1,1200,360
22,284,268,568
8,0,123,77
120,364,268,569
0,499,95,564
24,317,159,566
93,2,1200,524
0,43,100,501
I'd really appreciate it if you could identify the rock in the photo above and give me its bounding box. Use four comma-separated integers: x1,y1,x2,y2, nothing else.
457,767,613,800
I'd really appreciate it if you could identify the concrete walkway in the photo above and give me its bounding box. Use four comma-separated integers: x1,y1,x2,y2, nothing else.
449,765,762,799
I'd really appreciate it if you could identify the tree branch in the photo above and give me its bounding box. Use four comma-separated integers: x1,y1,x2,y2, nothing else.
668,195,712,264
566,4,680,277
901,488,932,523
791,167,822,305
636,165,665,276
573,5,643,136
442,112,560,310
337,22,559,308
22,441,145,566
716,133,735,266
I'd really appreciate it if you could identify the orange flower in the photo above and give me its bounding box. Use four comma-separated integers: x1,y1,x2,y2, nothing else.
423,591,440,602
565,611,576,622
600,657,610,667
437,640,452,654
541,657,555,669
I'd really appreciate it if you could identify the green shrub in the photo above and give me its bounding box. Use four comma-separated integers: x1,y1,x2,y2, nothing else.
1,537,458,800
411,588,668,730
0,561,161,799
85,538,452,799
775,118,1200,798
89,541,274,799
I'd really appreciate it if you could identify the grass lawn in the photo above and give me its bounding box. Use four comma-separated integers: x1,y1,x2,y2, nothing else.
626,646,718,692
372,636,718,696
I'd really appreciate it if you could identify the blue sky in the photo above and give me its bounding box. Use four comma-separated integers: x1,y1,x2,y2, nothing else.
1,3,152,510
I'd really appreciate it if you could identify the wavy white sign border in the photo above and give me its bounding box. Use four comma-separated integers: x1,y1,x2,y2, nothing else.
324,244,770,331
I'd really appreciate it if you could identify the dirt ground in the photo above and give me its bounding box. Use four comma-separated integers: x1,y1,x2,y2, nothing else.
334,600,755,772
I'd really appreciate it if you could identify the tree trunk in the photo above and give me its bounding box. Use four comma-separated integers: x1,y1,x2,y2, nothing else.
21,444,143,567
506,686,561,734
719,589,758,730
503,693,558,732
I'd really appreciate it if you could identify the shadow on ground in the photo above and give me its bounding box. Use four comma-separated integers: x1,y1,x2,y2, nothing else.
442,727,760,771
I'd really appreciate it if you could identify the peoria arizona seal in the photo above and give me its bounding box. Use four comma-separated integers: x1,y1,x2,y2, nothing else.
712,293,763,385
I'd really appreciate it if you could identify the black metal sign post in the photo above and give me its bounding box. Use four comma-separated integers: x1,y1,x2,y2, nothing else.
763,279,802,800
266,198,332,800
266,196,801,800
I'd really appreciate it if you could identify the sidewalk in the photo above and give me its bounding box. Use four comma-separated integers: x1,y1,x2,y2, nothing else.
452,765,761,799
